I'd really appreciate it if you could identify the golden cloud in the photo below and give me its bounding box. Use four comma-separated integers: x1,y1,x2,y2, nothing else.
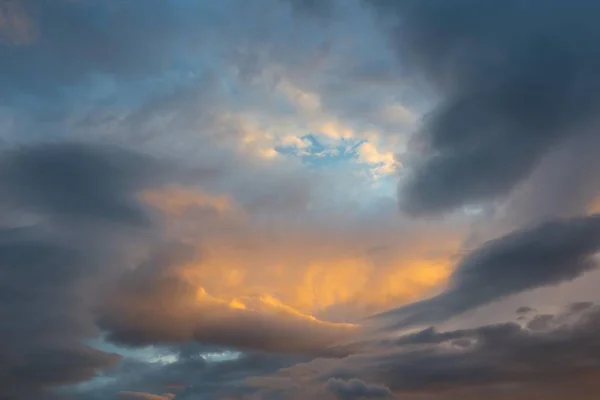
140,185,465,325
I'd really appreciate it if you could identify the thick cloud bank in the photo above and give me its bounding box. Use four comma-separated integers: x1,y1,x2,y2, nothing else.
0,143,162,399
369,0,600,215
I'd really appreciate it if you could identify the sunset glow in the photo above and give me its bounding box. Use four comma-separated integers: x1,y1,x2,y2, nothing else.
3,1,600,400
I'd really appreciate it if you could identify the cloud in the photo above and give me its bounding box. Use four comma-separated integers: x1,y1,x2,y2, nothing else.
326,378,393,400
249,303,600,400
0,142,167,398
501,132,600,226
373,304,600,394
0,0,208,100
0,0,410,202
137,184,464,323
0,142,232,399
77,348,305,400
0,143,460,398
118,391,176,400
516,306,534,315
96,245,358,356
0,142,164,225
366,0,600,215
8,2,600,399
375,214,600,330
21,141,595,400
526,314,555,331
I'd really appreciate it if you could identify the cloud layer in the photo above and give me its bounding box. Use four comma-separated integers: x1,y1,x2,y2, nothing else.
2,1,600,400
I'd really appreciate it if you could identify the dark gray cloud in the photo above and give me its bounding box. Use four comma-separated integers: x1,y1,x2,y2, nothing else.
375,214,600,330
248,304,600,400
326,378,393,400
516,306,534,315
0,142,171,399
260,303,596,400
367,0,600,215
0,142,163,225
526,314,555,331
373,304,600,394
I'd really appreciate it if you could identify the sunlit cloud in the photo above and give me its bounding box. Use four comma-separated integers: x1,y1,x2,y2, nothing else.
4,1,600,400
141,185,464,322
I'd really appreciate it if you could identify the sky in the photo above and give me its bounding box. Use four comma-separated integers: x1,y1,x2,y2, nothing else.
2,0,600,399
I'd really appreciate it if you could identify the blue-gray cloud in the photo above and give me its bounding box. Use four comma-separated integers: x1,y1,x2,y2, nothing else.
368,0,600,215
0,142,163,225
0,0,206,101
0,142,167,399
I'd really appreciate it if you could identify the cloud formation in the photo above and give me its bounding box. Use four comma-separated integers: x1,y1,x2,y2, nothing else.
96,243,358,356
375,304,600,394
0,142,162,399
3,1,600,400
139,183,462,322
247,303,600,399
368,0,600,215
375,214,600,329
0,142,361,398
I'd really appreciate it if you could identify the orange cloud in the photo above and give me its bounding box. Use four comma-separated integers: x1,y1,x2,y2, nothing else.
176,242,456,323
140,185,464,326
587,197,600,214
100,267,358,355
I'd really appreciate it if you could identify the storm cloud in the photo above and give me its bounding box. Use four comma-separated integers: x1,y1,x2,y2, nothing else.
368,0,600,215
